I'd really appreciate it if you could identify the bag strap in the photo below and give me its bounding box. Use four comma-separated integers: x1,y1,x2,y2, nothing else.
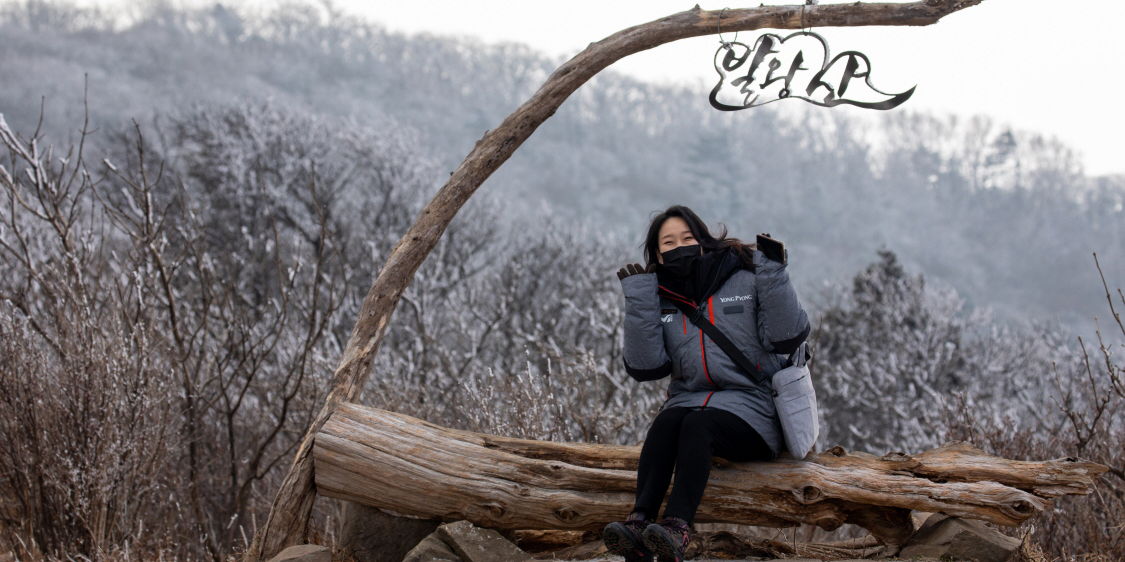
668,299,770,387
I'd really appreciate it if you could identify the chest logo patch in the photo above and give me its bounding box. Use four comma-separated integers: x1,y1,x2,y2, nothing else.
719,295,752,303
661,314,675,323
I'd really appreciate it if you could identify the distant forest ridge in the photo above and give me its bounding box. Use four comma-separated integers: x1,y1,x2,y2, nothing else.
1,0,1122,332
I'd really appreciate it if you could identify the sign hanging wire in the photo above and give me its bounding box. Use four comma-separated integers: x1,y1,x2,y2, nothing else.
717,8,737,50
802,0,817,35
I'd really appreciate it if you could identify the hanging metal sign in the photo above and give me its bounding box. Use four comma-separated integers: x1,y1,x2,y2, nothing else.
709,31,915,111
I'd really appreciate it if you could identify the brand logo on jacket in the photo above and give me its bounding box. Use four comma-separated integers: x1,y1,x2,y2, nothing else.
661,315,675,323
719,295,752,303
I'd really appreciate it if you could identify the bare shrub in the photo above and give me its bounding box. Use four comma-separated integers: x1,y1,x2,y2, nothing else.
365,218,663,445
943,255,1125,560
0,302,176,560
0,101,656,559
0,111,184,559
0,105,373,560
456,348,662,444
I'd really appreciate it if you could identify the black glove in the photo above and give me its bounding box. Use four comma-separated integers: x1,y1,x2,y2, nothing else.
617,263,656,280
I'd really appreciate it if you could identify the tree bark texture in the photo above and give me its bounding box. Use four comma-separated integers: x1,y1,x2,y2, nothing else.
313,404,1106,551
248,2,988,559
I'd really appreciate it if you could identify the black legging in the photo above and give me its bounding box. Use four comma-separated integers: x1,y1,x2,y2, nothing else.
633,406,772,525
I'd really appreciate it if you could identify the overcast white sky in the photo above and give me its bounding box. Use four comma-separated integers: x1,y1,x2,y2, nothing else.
85,0,1125,176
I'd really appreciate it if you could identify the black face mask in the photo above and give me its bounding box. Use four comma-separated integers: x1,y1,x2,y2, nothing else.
658,244,702,281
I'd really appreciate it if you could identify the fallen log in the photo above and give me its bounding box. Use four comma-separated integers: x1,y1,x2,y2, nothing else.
313,403,1106,551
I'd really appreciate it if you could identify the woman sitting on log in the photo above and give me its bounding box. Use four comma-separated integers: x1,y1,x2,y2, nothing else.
605,205,810,562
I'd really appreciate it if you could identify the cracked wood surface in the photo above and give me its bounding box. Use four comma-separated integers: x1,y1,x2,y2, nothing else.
247,2,989,559
313,404,1105,550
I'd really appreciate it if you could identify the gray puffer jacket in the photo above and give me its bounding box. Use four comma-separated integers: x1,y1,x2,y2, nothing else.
621,248,809,457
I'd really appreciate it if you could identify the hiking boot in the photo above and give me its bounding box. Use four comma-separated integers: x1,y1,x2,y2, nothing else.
642,517,691,562
603,518,653,562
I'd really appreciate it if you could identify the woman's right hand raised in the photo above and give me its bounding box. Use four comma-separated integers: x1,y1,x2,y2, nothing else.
617,263,656,280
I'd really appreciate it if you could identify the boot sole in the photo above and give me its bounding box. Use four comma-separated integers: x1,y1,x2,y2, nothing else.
642,525,685,562
603,522,651,562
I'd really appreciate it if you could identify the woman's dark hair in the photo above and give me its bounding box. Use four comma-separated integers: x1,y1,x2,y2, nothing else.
643,205,755,267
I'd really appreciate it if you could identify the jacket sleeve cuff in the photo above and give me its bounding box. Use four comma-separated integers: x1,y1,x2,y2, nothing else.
624,358,671,382
752,249,787,272
770,322,810,355
620,272,659,299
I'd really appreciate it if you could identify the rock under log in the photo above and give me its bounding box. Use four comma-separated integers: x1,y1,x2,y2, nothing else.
313,403,1106,551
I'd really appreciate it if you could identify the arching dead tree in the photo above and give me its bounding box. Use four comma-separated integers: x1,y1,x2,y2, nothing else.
247,2,988,560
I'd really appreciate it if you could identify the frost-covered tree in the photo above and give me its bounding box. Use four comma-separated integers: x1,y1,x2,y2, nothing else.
813,251,1070,453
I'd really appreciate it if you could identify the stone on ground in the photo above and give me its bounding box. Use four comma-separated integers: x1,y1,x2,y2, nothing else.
402,533,463,562
338,502,441,562
266,545,331,562
899,514,1020,562
437,520,532,562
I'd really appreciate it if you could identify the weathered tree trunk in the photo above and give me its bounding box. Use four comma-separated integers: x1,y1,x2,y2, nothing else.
313,404,1106,552
248,2,989,559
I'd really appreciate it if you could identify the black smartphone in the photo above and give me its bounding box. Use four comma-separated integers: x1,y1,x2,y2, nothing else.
756,233,786,265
